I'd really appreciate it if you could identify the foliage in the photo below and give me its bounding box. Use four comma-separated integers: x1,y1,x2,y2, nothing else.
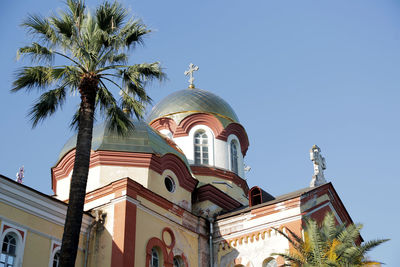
13,1,165,266
13,0,165,132
273,213,388,267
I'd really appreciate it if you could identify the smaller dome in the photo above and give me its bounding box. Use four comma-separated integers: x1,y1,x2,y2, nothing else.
147,88,239,126
57,120,190,168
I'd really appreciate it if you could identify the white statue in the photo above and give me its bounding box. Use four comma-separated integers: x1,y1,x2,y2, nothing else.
310,145,327,187
184,63,199,88
16,166,24,184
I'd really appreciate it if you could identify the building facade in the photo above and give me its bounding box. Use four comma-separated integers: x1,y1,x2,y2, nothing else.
0,81,356,267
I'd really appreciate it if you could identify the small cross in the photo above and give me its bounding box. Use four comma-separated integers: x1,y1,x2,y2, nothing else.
184,63,199,89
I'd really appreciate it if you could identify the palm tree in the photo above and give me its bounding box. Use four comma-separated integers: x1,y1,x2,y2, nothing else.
273,213,388,267
12,0,164,265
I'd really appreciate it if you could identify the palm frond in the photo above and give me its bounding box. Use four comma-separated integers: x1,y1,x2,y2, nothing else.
96,83,117,112
30,86,66,127
12,66,54,92
118,62,164,103
126,62,166,81
105,105,134,136
66,0,85,28
337,223,362,247
51,13,74,38
17,43,54,63
272,252,304,266
69,107,80,130
306,219,325,265
322,212,339,241
359,239,389,255
118,19,150,49
120,90,146,119
96,1,127,33
21,14,57,43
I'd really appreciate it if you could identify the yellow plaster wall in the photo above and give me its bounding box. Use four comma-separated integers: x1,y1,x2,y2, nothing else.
23,232,51,266
147,169,193,210
0,202,63,239
0,202,87,266
137,196,181,223
135,206,199,267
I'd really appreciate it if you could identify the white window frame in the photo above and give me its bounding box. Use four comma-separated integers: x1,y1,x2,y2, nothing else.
227,134,243,176
150,247,159,267
189,125,215,166
194,130,209,165
0,222,27,267
230,140,239,174
48,240,61,267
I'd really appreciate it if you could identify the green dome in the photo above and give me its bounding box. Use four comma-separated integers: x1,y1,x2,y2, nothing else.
147,88,239,126
57,120,190,168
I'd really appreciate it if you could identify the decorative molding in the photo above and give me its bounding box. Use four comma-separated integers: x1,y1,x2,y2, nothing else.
150,113,250,155
194,184,242,211
149,117,177,133
162,227,176,249
146,227,177,267
146,237,170,266
191,166,249,194
173,113,224,138
216,123,250,156
216,226,289,251
0,175,92,231
214,214,303,242
85,178,196,225
52,150,198,193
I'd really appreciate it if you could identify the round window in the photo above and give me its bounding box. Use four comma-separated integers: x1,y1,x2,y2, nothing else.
164,176,176,192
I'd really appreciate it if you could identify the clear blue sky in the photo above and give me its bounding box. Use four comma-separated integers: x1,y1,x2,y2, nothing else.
0,0,398,265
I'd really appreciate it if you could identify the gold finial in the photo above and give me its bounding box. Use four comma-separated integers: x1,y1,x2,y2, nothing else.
184,63,199,89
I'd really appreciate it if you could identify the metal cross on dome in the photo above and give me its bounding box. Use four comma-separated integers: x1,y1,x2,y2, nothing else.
184,63,199,89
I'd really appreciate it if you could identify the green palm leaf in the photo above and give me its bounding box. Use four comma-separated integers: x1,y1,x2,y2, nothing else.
273,212,388,267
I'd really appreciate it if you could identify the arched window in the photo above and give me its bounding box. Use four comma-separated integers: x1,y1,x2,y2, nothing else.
194,130,209,165
230,141,238,174
150,247,159,267
52,250,60,267
173,256,183,267
263,258,277,267
1,233,17,267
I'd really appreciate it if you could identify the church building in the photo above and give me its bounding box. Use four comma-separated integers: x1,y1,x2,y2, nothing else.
0,64,356,267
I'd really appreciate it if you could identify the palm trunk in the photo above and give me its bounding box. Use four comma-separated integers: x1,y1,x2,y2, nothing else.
59,77,97,267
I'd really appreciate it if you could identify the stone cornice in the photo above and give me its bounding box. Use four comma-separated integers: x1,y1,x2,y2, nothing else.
301,183,355,227
193,184,242,211
0,175,92,231
85,177,205,235
191,166,249,194
51,149,198,193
